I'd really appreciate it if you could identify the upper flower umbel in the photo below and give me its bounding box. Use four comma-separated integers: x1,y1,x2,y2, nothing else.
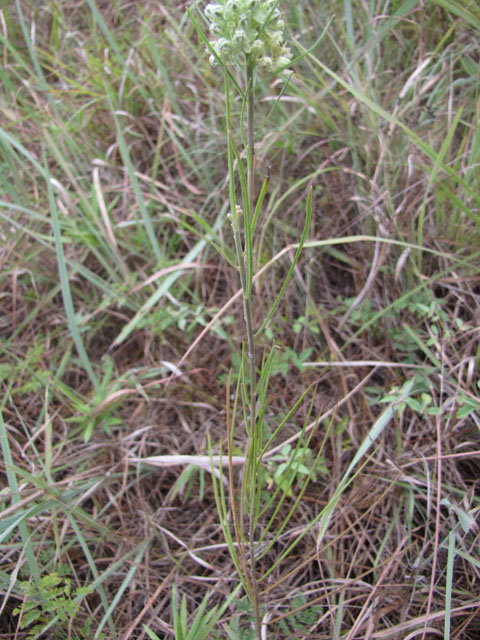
205,0,292,71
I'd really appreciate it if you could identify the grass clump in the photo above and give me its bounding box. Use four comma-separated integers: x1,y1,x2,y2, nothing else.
1,0,479,638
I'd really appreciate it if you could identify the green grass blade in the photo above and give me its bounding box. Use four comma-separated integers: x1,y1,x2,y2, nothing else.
0,395,39,582
208,436,245,589
416,107,464,268
401,324,443,369
444,531,455,640
94,537,151,639
0,127,48,180
430,0,480,29
47,165,99,391
256,186,312,336
66,513,117,639
112,111,162,263
143,625,162,640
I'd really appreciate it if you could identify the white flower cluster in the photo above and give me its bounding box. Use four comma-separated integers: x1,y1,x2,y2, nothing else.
204,0,292,71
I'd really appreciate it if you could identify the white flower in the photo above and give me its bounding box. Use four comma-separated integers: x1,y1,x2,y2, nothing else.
205,0,292,71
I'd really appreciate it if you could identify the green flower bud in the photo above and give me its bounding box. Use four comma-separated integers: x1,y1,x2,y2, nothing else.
205,0,292,71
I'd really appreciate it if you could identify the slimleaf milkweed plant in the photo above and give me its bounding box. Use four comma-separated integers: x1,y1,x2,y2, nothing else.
189,0,315,636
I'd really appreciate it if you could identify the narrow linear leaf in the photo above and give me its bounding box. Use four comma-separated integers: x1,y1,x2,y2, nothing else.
112,112,162,263
256,186,312,336
252,175,270,232
445,532,455,640
47,170,99,391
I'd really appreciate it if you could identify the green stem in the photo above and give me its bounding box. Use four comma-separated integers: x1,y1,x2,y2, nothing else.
245,57,257,457
245,56,261,640
226,54,261,640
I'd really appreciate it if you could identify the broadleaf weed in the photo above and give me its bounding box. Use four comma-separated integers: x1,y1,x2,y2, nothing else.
13,572,97,640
